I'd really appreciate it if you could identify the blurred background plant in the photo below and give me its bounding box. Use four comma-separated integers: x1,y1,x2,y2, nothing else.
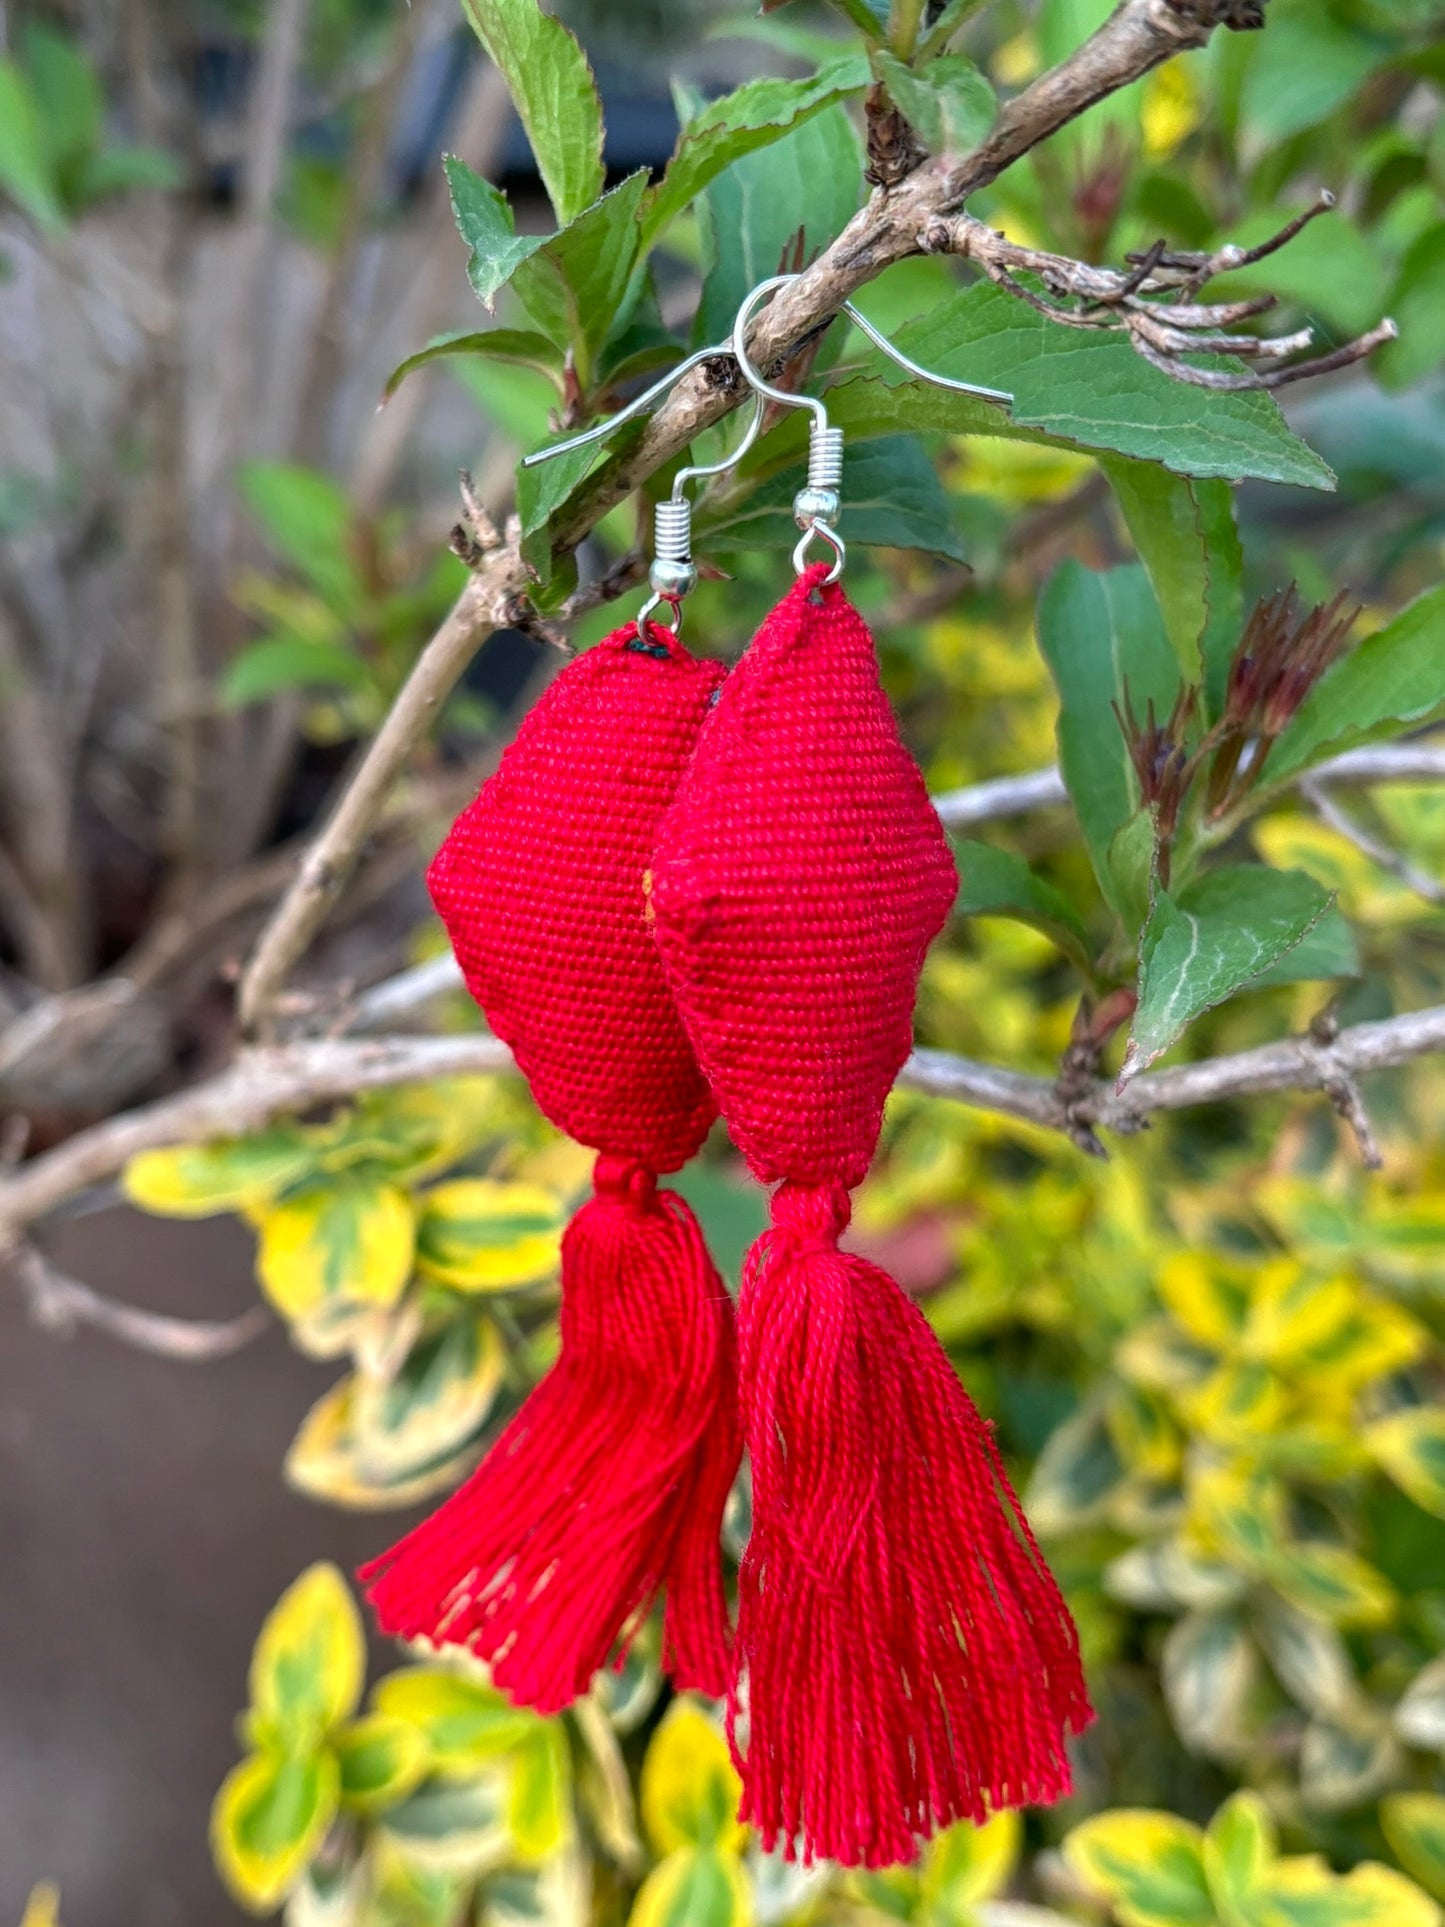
2,0,1445,1922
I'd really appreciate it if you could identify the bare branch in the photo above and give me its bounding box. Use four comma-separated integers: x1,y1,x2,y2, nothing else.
8,1004,1445,1241
9,1241,271,1360
1302,778,1445,909
922,203,1398,391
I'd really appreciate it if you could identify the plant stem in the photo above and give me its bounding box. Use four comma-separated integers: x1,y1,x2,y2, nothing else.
890,0,928,58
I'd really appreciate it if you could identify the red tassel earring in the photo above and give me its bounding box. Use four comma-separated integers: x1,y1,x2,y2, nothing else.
361,604,739,1708
649,278,1092,1866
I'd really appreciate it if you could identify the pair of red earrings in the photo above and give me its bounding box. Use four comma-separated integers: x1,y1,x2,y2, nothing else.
363,282,1091,1870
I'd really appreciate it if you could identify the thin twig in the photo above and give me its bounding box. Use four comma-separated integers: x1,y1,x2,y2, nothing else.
11,1242,272,1360
1302,779,1445,909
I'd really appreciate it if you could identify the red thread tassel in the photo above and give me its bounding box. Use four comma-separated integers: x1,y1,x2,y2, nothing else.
732,1181,1092,1868
361,1154,739,1709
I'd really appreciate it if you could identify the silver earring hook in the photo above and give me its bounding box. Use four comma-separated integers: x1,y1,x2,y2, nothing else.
521,346,767,640
731,273,1015,583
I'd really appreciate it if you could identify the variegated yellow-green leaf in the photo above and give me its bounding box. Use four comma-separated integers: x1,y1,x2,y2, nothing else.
1240,1269,1355,1370
123,1129,314,1216
1395,1655,1445,1752
1382,1794,1445,1904
1251,1596,1360,1722
312,1080,498,1187
920,1809,1021,1909
1116,1318,1216,1397
255,1181,415,1320
333,1713,429,1813
1203,1791,1276,1923
366,1832,478,1916
627,1848,752,1927
210,1748,340,1914
572,1694,643,1871
1298,1715,1404,1812
1189,1467,1285,1574
1106,1383,1182,1481
377,1773,511,1876
1182,1358,1290,1445
1161,1611,1259,1761
247,1563,364,1748
286,1315,505,1509
416,1179,565,1291
1024,1400,1127,1537
1366,1409,1445,1520
487,1842,593,1925
1105,1539,1246,1614
507,1721,572,1862
19,1884,62,1927
1250,1853,1440,1927
1290,1297,1427,1390
639,1699,745,1857
1264,1541,1395,1629
1157,1251,1249,1350
373,1666,540,1775
1062,1810,1215,1927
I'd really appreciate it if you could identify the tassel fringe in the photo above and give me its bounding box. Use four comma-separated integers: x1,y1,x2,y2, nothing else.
360,1157,739,1710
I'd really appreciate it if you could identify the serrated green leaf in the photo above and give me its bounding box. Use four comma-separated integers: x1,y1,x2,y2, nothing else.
513,172,649,382
1036,562,1179,918
642,55,868,250
211,1749,340,1914
1101,456,1242,688
873,51,995,155
1265,583,1445,784
698,434,966,561
382,327,563,402
1247,904,1359,987
842,283,1335,488
458,0,603,227
694,100,863,344
514,435,613,588
443,155,548,311
1123,865,1332,1080
948,838,1093,971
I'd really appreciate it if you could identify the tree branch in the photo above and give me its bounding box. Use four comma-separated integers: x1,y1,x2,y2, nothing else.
11,1242,272,1360
6,1004,1445,1243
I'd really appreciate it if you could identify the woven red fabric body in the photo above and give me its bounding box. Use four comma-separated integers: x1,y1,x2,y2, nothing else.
651,571,1091,1866
361,624,739,1705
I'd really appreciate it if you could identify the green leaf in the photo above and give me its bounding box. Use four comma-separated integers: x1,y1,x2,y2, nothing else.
639,1700,744,1857
211,1749,340,1915
1035,562,1179,918
458,0,604,226
949,838,1093,971
1378,225,1445,391
1025,1401,1128,1536
72,142,182,200
1264,1542,1396,1629
381,327,563,402
1366,1409,1445,1521
377,1774,510,1874
1238,2,1389,146
1101,456,1242,688
1251,1596,1361,1722
220,637,373,709
443,155,548,311
842,283,1335,488
1298,1716,1404,1812
698,434,967,561
1266,583,1445,784
1251,1855,1441,1927
22,25,102,172
641,55,868,250
373,1668,541,1775
0,60,65,231
248,1563,365,1747
334,1715,429,1814
1123,865,1332,1080
1062,1811,1215,1927
1382,1794,1445,1903
506,1722,571,1862
694,100,863,344
236,463,361,612
514,435,613,588
1161,1610,1259,1761
1247,904,1360,987
513,172,649,382
872,51,996,155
